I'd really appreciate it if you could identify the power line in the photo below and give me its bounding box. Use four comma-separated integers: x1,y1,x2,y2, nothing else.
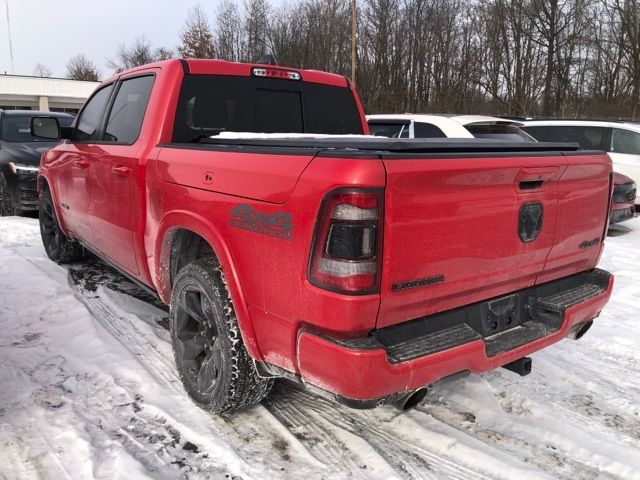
4,0,14,73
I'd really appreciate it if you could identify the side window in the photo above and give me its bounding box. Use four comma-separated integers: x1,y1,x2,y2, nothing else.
521,126,555,142
73,84,114,141
611,129,640,155
368,122,406,138
414,122,447,138
104,75,155,144
578,127,609,150
523,125,609,150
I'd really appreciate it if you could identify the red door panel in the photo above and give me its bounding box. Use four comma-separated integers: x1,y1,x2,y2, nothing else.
87,145,141,275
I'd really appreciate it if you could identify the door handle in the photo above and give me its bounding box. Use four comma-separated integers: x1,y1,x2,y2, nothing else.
112,166,130,176
73,160,90,168
515,167,558,191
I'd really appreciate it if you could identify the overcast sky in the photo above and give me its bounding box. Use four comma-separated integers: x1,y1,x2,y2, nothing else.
0,0,207,78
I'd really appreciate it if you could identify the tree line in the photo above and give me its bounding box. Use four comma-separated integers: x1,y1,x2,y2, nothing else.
56,0,640,120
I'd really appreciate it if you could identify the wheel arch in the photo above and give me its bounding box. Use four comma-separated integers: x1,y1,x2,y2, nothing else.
154,211,264,361
36,173,71,235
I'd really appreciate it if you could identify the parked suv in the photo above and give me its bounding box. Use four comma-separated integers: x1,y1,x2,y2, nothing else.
521,120,640,207
0,110,74,216
611,172,636,224
367,114,535,142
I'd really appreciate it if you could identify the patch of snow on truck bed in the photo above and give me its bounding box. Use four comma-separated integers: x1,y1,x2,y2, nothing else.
216,132,375,140
1,215,640,479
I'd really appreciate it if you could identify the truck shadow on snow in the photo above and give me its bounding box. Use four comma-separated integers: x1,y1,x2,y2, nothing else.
607,222,635,237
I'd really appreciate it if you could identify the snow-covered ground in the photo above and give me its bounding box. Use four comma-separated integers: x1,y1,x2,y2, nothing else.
1,215,639,480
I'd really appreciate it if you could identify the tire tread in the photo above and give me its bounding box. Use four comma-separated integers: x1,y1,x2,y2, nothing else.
171,257,273,413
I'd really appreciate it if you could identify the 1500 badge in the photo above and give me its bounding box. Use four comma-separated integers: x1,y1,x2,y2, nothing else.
229,204,293,240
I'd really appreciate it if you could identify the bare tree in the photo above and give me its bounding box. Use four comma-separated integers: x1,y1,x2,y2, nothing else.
268,0,351,74
107,37,174,72
244,0,270,62
33,63,52,77
155,47,175,61
65,54,100,81
610,0,640,119
199,0,640,119
178,5,215,59
214,0,245,61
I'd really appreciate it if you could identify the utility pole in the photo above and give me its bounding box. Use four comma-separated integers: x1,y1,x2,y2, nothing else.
4,0,14,73
351,0,356,84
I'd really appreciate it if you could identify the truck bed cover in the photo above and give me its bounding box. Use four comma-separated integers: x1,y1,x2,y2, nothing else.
200,136,585,154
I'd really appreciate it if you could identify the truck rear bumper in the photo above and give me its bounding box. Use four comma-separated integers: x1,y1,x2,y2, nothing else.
296,269,613,406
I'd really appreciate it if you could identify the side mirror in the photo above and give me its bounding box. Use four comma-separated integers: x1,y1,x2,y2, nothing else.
30,116,61,140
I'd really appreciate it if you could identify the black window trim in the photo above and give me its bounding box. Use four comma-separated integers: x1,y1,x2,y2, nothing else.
69,72,156,146
68,81,117,145
100,72,156,147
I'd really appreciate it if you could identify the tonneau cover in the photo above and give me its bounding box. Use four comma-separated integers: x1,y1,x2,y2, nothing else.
201,136,584,154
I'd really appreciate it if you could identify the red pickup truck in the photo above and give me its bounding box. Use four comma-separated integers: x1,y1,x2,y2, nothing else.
32,59,614,413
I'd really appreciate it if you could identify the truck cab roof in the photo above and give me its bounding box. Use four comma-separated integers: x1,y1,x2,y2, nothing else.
105,58,350,88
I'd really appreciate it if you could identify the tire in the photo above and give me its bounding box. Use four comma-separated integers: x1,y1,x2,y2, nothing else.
39,187,83,263
170,256,273,413
0,171,17,217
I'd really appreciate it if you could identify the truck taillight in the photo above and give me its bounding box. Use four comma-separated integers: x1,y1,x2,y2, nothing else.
252,67,301,80
308,189,383,295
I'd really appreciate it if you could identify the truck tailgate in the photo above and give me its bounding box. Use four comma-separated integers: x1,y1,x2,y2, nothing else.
377,151,611,329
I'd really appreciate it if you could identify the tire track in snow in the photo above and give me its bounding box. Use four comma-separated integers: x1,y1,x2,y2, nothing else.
15,250,325,478
0,423,74,480
485,368,640,448
13,250,579,479
265,382,508,480
59,256,499,479
416,376,640,480
8,217,640,479
71,286,328,478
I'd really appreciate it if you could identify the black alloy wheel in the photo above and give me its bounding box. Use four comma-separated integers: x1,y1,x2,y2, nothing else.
170,257,273,413
174,285,225,398
39,188,83,263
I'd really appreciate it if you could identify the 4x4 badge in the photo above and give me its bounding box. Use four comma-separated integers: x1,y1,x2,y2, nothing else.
229,204,293,240
518,201,543,243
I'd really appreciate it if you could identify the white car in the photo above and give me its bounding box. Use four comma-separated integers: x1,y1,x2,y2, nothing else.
366,114,535,142
520,119,640,205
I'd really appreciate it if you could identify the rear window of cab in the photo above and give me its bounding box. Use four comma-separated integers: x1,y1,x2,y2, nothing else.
172,75,364,142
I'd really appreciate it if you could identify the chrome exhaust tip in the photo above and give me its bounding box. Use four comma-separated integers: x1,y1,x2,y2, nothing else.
567,320,593,340
395,388,429,411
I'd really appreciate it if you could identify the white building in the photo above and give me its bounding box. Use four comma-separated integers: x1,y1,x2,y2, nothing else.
0,74,99,114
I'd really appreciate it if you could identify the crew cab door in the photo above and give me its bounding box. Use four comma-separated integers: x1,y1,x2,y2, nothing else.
51,84,114,241
85,74,155,276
